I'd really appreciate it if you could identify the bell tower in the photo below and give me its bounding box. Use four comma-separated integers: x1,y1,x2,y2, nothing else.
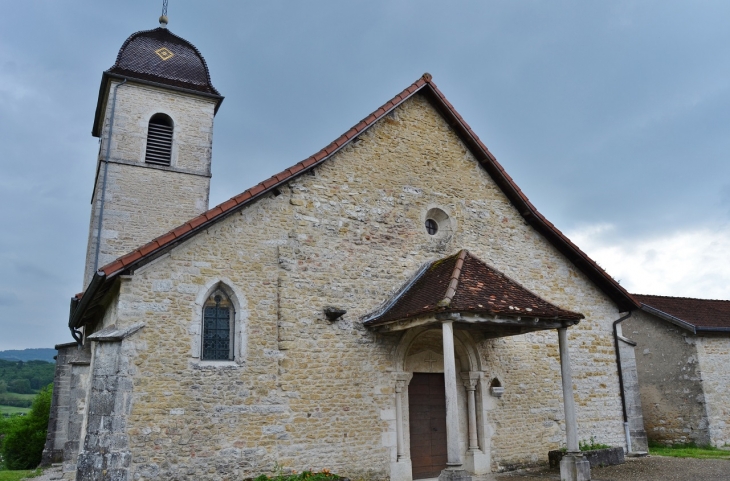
84,17,223,287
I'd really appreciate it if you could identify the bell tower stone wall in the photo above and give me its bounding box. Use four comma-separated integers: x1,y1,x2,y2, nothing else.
83,80,217,287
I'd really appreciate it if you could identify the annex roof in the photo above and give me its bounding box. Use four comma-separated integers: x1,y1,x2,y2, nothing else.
363,250,584,328
70,73,639,329
634,294,730,332
92,27,223,137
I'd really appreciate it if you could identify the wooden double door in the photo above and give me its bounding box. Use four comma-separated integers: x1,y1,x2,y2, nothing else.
408,373,448,479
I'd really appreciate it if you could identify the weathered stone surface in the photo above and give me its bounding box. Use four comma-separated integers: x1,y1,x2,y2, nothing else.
695,336,730,447
72,97,623,479
43,342,92,470
549,447,625,468
559,453,591,481
71,93,632,480
624,311,714,446
83,80,216,287
616,335,648,452
43,344,75,466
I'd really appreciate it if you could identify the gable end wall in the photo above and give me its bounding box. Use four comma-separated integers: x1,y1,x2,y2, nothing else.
87,94,627,479
623,310,710,445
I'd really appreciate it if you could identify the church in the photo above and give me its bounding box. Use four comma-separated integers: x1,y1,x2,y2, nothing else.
42,14,648,481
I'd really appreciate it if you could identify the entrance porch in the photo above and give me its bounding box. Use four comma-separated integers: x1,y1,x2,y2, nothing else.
364,250,592,481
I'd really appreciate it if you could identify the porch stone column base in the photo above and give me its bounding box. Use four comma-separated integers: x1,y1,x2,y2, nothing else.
464,450,490,475
438,468,472,481
559,454,591,481
390,459,413,481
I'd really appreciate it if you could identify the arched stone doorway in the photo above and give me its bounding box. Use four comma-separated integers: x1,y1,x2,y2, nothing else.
391,325,490,481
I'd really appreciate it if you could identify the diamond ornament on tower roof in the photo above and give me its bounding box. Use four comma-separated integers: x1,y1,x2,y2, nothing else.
155,47,174,61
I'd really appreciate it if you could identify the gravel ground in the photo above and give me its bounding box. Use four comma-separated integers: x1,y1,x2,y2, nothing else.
492,456,730,481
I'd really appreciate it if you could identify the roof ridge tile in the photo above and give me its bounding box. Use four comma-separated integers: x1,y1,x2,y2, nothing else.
438,249,468,307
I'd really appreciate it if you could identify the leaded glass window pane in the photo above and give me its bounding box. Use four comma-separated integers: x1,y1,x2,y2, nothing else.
202,289,234,361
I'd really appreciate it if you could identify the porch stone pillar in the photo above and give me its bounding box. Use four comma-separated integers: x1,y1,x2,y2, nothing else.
558,327,591,481
442,320,461,466
391,372,413,481
461,371,490,475
460,372,480,451
439,320,471,481
394,373,413,460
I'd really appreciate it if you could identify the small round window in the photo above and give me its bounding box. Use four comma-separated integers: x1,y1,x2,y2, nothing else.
423,207,453,240
425,219,438,235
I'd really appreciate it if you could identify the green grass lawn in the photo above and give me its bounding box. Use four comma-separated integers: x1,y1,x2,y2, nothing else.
0,469,43,481
0,405,31,416
649,443,730,460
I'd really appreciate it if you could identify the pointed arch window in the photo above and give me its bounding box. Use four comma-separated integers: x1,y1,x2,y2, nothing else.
202,288,234,361
145,113,173,166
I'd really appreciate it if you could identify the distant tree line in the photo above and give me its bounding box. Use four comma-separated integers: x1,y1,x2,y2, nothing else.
0,359,54,394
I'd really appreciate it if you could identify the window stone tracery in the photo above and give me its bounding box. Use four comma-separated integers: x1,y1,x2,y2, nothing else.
202,288,234,361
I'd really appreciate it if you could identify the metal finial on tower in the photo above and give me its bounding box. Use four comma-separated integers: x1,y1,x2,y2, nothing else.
159,0,169,27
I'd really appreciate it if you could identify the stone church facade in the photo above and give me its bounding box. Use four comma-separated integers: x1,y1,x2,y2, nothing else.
43,19,648,481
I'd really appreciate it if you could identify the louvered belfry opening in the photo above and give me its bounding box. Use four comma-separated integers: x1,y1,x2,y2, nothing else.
145,113,173,165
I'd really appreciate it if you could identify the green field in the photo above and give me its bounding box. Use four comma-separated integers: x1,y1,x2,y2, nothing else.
0,405,31,416
2,393,35,402
0,392,39,417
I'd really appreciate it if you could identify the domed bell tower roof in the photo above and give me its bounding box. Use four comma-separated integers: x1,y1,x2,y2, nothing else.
110,27,220,95
92,26,223,137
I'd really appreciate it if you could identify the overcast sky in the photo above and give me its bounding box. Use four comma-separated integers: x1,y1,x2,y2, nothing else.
1,1,729,350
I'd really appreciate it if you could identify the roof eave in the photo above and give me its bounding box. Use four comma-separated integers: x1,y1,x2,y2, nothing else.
68,271,106,329
639,304,697,334
364,309,584,328
695,326,730,333
99,78,430,280
80,73,638,325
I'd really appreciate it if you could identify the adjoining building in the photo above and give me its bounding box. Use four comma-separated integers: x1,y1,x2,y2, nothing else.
42,15,648,481
625,294,730,448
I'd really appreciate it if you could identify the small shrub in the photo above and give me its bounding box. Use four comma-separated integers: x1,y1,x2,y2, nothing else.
579,436,611,451
559,436,612,453
246,469,344,481
0,384,52,469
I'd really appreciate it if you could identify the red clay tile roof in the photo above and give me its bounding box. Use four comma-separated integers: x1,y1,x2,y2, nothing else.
94,75,430,280
634,294,730,331
364,250,584,326
70,73,638,328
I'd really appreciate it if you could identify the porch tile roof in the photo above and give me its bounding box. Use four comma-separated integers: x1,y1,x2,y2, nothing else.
363,250,584,326
634,294,730,331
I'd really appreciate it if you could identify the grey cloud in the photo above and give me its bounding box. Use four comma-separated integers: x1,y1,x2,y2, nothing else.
2,0,730,349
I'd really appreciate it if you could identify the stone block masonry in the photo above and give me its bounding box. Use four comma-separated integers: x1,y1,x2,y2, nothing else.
78,93,628,480
83,80,216,288
624,311,710,446
695,337,730,446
